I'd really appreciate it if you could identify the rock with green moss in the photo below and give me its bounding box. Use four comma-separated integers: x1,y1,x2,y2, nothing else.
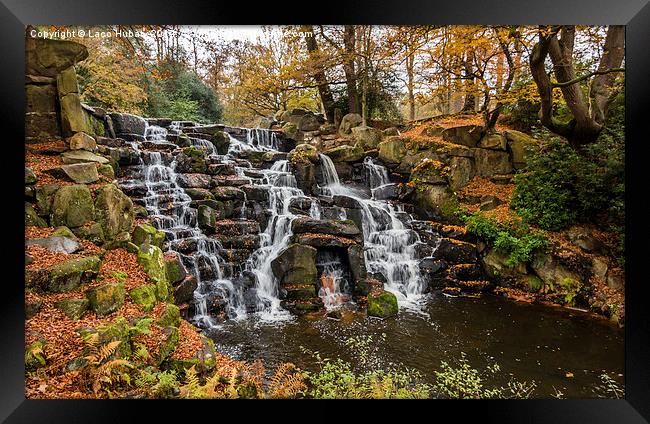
52,226,77,240
410,184,458,222
35,184,60,217
94,183,134,240
197,205,217,233
79,316,131,358
54,298,89,320
85,282,125,317
281,122,299,140
71,221,105,244
289,143,319,165
323,144,364,163
25,341,47,371
410,159,448,185
351,125,383,150
26,202,47,227
367,290,398,318
176,146,207,173
137,245,171,301
378,137,407,166
48,256,101,292
129,284,158,312
158,303,181,328
156,326,180,365
26,297,43,319
132,223,165,249
25,167,38,185
97,164,115,180
504,130,540,170
165,254,187,285
271,243,317,286
51,184,95,228
133,205,148,218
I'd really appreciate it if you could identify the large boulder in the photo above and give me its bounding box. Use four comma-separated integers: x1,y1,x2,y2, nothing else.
61,150,109,165
132,223,165,249
94,184,134,241
85,283,125,317
60,163,99,184
175,147,207,174
339,113,363,135
442,125,485,147
298,114,320,132
137,245,170,300
271,243,317,285
410,185,458,221
504,130,540,170
68,132,97,151
448,156,475,191
212,130,230,155
26,203,47,227
288,143,319,164
411,159,448,185
478,133,507,150
378,137,407,166
291,217,362,242
25,236,81,254
323,144,364,163
25,37,88,77
351,126,383,150
367,290,398,318
129,284,158,312
54,298,89,320
108,113,147,136
472,148,512,176
51,184,95,228
47,256,101,292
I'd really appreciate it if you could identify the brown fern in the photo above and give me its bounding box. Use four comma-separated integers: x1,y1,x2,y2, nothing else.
268,363,307,399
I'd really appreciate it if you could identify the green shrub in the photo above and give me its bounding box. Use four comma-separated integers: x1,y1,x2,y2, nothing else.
464,212,548,267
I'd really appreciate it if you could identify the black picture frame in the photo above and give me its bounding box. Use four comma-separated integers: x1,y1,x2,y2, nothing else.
3,0,649,421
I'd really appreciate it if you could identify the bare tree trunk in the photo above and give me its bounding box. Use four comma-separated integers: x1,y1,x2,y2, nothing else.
462,51,476,112
406,53,415,120
302,25,336,122
343,25,360,114
590,25,625,125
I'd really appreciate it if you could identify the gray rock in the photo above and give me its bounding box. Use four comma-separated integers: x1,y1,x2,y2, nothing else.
25,236,81,254
61,150,109,165
68,132,97,151
60,162,99,183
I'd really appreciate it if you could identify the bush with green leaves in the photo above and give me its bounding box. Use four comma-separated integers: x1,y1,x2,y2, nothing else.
464,212,548,267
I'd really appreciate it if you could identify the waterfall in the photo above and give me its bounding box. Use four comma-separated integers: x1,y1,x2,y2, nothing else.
122,123,246,328
227,128,279,154
317,251,350,310
319,153,427,308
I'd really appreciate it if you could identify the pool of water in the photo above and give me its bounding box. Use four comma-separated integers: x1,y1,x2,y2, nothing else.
205,293,624,398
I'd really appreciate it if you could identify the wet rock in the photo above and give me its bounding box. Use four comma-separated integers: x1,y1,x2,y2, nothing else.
173,275,198,305
86,282,125,317
479,195,503,211
109,112,147,136
94,184,134,241
383,127,400,136
367,290,398,318
294,233,356,248
566,225,604,253
197,205,218,233
211,186,245,201
177,173,212,189
95,136,126,147
347,244,367,282
165,253,187,285
68,132,97,151
271,243,317,285
291,217,362,242
72,222,105,244
434,238,478,264
53,298,89,320
215,235,260,250
288,196,316,215
51,184,94,228
185,188,214,201
25,236,81,254
176,147,207,174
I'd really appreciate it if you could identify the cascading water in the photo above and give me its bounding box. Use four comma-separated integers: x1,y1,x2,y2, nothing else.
122,123,246,328
317,251,350,310
318,154,428,308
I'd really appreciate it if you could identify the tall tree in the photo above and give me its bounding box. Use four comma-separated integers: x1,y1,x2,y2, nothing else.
529,25,625,148
301,25,336,122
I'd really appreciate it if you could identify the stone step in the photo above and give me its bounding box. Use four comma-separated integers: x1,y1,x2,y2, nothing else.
280,283,317,300
213,219,261,236
212,234,260,250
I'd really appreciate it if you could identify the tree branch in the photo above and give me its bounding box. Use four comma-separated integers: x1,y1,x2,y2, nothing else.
551,67,625,88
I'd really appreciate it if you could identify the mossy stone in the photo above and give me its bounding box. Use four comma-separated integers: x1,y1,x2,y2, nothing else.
85,282,125,317
26,202,47,227
48,256,101,292
97,164,115,180
156,326,180,365
71,221,105,244
52,226,77,240
51,184,95,228
129,284,158,312
54,298,89,320
157,303,181,328
25,341,47,371
94,183,134,241
367,290,398,318
132,223,165,249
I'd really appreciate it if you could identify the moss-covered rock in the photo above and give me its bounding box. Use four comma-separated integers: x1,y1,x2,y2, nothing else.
288,143,319,165
25,167,38,185
48,256,101,292
132,223,165,249
54,297,89,320
504,130,540,170
26,202,47,227
97,164,115,180
52,225,77,240
25,297,43,319
351,125,383,150
271,243,317,286
51,184,95,228
378,137,407,166
25,341,47,371
165,254,187,285
137,245,170,301
35,183,60,217
281,122,299,140
177,146,207,173
94,183,134,241
129,284,158,312
156,326,180,365
157,303,181,328
367,290,398,318
411,159,448,185
323,144,364,163
85,282,125,317
71,221,105,244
